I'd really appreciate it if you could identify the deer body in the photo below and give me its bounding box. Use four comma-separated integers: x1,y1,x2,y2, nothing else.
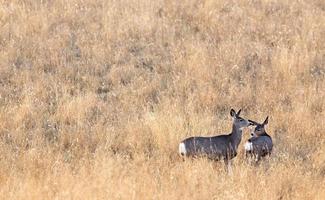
245,117,273,161
179,109,249,162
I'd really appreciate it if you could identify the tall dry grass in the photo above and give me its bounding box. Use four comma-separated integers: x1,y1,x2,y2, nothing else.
0,0,324,199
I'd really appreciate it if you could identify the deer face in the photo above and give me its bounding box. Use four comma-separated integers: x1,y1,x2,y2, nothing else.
250,124,265,136
248,116,268,136
230,109,250,129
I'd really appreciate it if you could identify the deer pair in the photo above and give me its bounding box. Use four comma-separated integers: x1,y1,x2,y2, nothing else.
179,109,273,164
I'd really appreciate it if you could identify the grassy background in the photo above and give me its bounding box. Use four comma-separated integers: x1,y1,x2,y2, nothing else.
0,0,324,199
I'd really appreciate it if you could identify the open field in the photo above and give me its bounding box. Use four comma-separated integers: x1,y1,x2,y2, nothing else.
0,0,324,199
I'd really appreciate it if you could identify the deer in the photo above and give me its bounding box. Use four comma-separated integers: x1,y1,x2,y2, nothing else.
244,116,273,162
179,109,250,166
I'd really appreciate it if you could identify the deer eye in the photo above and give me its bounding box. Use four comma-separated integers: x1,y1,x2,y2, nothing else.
239,119,243,122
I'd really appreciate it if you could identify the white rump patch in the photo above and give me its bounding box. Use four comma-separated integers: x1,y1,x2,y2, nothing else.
244,141,253,151
179,142,186,156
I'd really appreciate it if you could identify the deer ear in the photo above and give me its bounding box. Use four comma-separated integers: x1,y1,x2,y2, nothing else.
263,116,269,125
230,109,236,117
248,120,258,126
248,120,255,126
236,109,242,116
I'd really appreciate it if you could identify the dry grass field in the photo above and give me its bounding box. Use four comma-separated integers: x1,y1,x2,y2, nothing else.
0,0,324,199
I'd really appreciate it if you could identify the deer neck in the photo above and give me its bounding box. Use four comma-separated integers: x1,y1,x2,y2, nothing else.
230,124,243,148
261,131,270,138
